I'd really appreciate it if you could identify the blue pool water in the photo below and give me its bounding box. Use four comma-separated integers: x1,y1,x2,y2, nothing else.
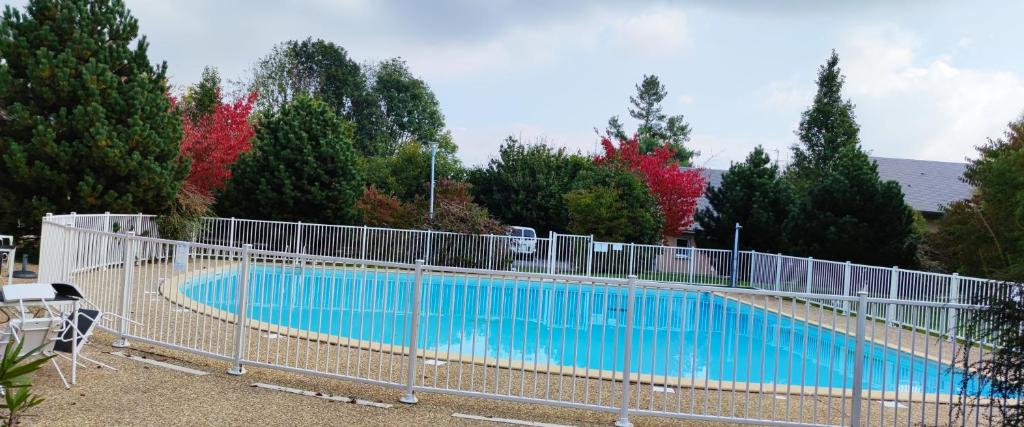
181,266,985,395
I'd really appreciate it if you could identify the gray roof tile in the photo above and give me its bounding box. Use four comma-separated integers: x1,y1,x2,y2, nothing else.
870,156,973,214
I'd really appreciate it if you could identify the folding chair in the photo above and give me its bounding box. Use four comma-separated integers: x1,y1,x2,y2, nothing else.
3,316,68,388
52,308,117,374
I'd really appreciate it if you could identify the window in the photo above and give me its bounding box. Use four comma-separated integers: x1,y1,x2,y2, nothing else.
674,238,691,259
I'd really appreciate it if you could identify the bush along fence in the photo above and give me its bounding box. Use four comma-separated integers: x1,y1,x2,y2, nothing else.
37,212,1004,426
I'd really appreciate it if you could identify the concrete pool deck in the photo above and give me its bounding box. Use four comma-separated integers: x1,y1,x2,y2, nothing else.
15,261,999,426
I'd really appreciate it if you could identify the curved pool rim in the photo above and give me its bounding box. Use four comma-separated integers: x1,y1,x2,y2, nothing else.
160,262,975,403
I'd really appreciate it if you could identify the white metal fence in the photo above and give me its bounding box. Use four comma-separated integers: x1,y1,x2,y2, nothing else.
36,213,1005,426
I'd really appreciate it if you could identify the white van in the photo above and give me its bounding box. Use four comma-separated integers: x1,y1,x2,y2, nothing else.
507,226,537,254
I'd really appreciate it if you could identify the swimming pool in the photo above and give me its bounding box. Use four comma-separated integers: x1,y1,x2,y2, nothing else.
179,265,984,396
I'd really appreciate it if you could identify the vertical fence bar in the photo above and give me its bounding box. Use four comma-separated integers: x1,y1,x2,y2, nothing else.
688,249,696,283
112,232,135,348
622,242,630,276
887,266,899,325
229,217,236,248
842,261,852,313
360,225,368,263
401,260,425,404
548,231,557,274
748,250,757,288
615,275,638,427
100,211,110,268
228,244,253,375
805,257,813,293
850,291,868,426
295,221,303,254
487,234,494,271
424,230,433,266
774,253,782,292
586,235,594,277
947,273,960,340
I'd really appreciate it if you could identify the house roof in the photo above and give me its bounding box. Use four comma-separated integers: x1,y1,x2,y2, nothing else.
870,156,972,215
682,156,972,233
694,168,724,212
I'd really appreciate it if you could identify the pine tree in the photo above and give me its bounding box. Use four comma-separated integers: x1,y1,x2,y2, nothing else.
788,145,919,266
696,146,793,252
215,96,362,225
606,75,695,164
788,50,861,190
180,66,222,121
0,0,187,235
785,51,919,267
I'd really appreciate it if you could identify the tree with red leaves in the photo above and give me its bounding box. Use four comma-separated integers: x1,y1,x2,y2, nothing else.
595,136,705,237
178,91,258,195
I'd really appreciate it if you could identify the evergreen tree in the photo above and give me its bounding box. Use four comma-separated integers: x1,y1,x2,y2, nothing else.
696,146,793,252
606,75,695,164
787,50,861,191
789,145,919,267
0,0,186,236
180,66,222,121
785,51,919,267
215,96,361,224
468,137,589,234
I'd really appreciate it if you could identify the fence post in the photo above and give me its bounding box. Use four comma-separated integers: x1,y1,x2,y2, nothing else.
295,222,303,254
842,261,852,314
586,235,594,277
60,216,73,283
887,266,899,325
805,257,813,294
688,248,696,284
424,230,433,265
112,232,135,348
947,273,960,340
135,212,143,235
774,253,782,292
628,243,635,277
748,250,757,288
615,275,638,427
401,260,425,404
548,231,558,274
850,291,868,427
100,211,111,268
228,244,253,375
360,225,368,264
487,235,494,271
229,217,237,248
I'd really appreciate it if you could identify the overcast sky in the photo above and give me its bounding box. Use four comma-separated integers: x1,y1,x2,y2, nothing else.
5,0,1023,169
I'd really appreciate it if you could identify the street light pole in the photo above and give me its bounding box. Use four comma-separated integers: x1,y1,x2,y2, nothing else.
731,222,742,287
429,142,437,220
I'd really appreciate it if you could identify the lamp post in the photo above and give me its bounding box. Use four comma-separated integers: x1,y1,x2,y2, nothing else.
429,142,437,220
731,222,742,287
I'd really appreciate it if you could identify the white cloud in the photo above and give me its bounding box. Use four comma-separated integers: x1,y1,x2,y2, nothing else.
399,5,691,80
763,79,813,110
677,94,696,106
839,25,1024,161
